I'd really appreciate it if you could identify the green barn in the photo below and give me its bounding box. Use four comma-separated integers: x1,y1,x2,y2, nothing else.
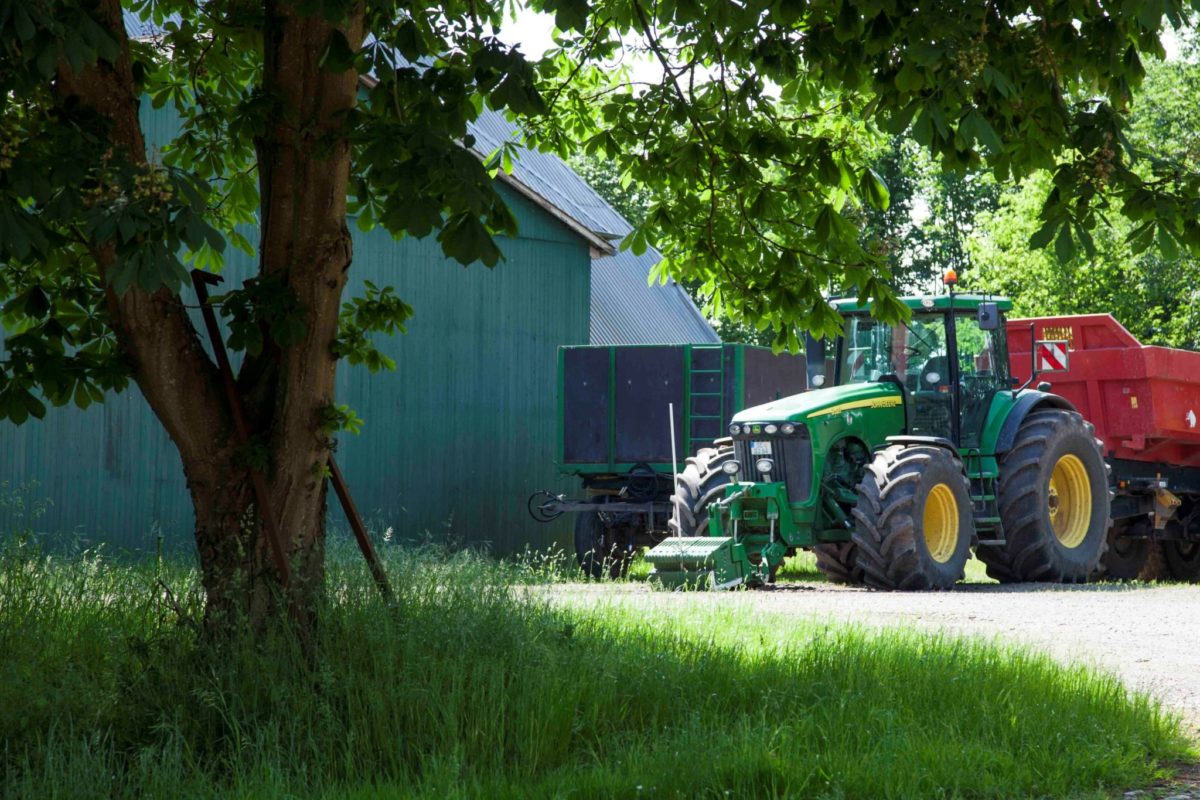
0,14,718,556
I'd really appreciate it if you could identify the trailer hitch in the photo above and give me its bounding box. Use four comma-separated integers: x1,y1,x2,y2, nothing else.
527,491,672,523
528,491,567,523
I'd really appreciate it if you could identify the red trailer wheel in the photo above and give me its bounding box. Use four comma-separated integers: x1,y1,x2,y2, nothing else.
1100,519,1151,581
1163,538,1200,582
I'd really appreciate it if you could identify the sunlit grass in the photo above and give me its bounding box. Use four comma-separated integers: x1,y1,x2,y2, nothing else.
0,537,1190,799
629,547,996,584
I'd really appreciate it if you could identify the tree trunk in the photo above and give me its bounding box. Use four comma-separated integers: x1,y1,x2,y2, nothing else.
57,0,365,632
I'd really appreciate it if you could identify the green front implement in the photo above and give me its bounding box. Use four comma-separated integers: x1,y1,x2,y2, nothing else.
644,536,755,589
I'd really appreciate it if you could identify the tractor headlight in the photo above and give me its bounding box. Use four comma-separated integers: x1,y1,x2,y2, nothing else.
781,422,796,435
729,422,741,435
764,423,778,435
742,423,753,435
721,460,742,476
755,457,775,475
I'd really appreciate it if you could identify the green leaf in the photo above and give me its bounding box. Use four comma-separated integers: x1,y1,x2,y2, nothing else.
860,168,890,211
1029,219,1059,250
553,0,590,31
437,214,501,267
73,382,94,410
12,6,35,41
1054,226,1075,263
1156,225,1179,260
22,391,46,420
24,286,50,319
895,63,923,93
319,30,356,72
813,205,834,243
982,66,1016,97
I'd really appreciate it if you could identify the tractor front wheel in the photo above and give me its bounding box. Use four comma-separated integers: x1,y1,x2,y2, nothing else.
851,444,973,590
668,444,735,537
978,409,1109,583
812,542,865,585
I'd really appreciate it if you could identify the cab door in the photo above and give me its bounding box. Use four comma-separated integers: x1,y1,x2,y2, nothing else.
953,312,1009,449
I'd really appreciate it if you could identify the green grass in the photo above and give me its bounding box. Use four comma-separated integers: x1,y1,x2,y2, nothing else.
0,538,1191,799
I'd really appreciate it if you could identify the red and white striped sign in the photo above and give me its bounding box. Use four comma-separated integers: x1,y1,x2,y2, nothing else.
1036,340,1069,373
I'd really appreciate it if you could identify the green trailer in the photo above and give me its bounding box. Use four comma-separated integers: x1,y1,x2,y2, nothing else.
529,343,807,577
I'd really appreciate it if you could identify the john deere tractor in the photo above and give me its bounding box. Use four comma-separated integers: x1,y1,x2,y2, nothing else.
647,289,1110,590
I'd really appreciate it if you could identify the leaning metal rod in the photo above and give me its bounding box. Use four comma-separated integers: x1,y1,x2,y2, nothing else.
327,457,394,604
190,270,293,594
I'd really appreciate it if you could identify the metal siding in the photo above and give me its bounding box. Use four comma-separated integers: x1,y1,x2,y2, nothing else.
0,185,588,556
588,250,718,345
332,203,589,551
442,94,719,346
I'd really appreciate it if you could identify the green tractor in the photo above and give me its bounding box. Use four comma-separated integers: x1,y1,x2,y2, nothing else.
647,289,1110,590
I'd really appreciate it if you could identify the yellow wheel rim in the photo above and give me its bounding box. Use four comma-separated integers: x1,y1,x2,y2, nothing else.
923,483,959,564
1048,454,1092,548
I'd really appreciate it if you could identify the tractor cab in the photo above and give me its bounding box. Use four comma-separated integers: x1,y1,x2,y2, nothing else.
826,294,1014,450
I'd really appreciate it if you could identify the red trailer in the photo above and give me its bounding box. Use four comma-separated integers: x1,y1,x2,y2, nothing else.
1007,314,1200,580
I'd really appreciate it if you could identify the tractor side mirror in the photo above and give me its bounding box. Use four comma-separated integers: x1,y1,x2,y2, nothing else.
977,302,1000,331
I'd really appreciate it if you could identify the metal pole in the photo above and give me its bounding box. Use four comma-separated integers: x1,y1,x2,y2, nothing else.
669,402,679,536
191,271,293,594
328,457,394,604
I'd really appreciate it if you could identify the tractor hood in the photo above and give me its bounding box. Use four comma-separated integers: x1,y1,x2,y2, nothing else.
731,381,903,425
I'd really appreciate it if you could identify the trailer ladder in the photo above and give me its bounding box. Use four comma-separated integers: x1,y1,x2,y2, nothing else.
688,345,726,454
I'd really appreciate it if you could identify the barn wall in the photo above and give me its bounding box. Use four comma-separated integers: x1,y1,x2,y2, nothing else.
0,106,590,556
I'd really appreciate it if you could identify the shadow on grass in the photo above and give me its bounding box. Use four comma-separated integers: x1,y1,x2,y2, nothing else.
0,543,1192,799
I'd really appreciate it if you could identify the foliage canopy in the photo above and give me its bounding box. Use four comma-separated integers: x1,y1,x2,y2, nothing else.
1,0,1199,417
530,0,1200,347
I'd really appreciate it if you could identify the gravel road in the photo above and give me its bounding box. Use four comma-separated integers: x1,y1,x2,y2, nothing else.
547,580,1200,734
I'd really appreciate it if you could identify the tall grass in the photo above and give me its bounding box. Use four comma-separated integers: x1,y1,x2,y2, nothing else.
0,537,1189,799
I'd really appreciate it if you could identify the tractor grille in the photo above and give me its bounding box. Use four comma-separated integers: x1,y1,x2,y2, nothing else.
734,434,813,503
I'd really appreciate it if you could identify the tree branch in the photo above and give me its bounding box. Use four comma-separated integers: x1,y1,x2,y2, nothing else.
53,0,228,469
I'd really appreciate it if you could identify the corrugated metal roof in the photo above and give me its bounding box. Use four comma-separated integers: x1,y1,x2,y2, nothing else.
123,9,179,39
122,10,719,345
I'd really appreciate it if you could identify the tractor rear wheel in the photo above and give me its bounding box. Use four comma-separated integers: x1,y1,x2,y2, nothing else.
977,409,1109,583
812,543,865,585
668,444,735,537
1099,519,1151,580
851,444,973,590
574,512,632,580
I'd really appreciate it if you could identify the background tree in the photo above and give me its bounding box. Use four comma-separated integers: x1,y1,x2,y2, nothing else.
0,0,545,627
3,0,1199,628
860,137,999,293
568,152,652,225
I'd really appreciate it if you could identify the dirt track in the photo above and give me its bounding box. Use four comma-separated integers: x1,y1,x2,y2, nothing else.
548,580,1200,734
